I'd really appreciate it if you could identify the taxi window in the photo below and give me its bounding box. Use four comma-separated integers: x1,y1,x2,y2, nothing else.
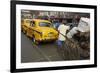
30,21,35,27
39,22,51,27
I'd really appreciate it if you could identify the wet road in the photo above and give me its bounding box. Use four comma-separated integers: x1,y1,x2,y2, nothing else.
21,32,64,63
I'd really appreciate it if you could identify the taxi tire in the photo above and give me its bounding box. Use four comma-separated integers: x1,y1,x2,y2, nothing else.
26,31,29,37
23,30,26,34
32,36,39,45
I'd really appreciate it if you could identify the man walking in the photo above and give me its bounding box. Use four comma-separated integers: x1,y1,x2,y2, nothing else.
56,21,70,59
57,21,70,47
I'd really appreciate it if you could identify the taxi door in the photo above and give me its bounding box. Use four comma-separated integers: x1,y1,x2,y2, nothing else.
27,21,36,38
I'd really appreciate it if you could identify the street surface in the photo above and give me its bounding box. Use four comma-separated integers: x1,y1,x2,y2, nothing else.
21,32,64,63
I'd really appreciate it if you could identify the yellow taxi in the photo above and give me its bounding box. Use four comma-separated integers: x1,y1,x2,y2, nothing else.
26,19,58,44
21,19,31,33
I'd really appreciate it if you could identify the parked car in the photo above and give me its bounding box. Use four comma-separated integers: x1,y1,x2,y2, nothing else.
26,19,58,44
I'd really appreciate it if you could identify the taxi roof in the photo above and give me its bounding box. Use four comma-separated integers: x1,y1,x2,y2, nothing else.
22,19,51,23
32,19,51,23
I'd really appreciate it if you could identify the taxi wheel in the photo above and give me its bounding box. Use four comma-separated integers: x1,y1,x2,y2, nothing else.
26,31,29,37
23,30,26,34
32,37,39,45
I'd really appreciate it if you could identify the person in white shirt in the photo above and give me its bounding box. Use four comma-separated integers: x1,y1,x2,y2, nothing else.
57,22,70,47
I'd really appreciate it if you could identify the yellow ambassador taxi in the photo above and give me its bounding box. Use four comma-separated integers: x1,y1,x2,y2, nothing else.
21,19,31,33
26,19,58,44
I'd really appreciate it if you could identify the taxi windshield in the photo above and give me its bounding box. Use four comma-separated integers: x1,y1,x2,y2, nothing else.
39,22,51,27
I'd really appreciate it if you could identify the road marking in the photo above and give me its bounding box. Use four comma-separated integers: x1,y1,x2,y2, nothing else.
32,43,51,61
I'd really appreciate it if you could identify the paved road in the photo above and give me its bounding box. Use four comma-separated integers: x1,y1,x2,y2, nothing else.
21,32,64,63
